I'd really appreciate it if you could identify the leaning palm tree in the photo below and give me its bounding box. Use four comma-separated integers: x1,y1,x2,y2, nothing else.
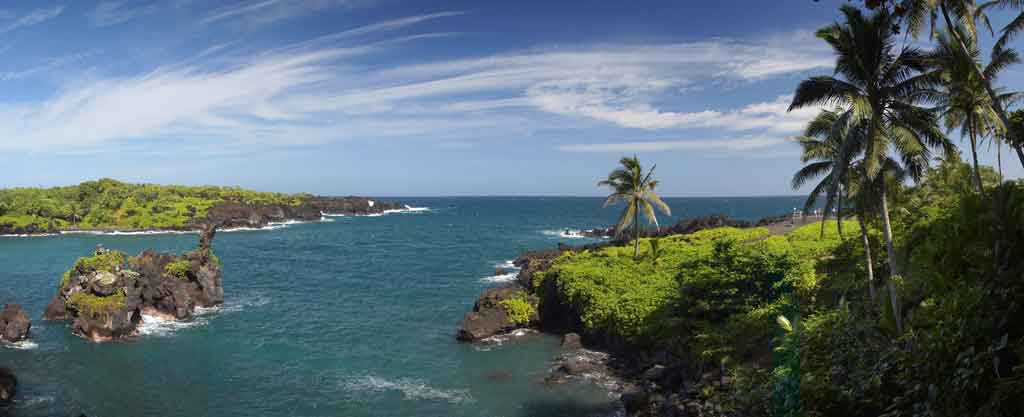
792,108,853,239
789,5,953,333
599,155,671,258
933,25,1017,194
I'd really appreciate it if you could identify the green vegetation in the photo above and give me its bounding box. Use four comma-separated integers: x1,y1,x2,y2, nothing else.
60,250,126,290
0,178,310,232
66,290,127,319
164,260,191,280
500,295,536,326
598,155,671,258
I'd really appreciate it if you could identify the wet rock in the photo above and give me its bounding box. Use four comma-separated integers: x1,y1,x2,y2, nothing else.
560,357,597,376
641,364,667,382
42,295,68,321
456,286,534,342
560,333,583,350
0,368,15,404
0,304,30,343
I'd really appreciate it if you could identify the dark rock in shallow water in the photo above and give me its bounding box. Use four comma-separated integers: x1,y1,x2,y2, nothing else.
0,304,31,343
456,286,536,342
561,333,583,350
0,368,15,404
46,226,223,342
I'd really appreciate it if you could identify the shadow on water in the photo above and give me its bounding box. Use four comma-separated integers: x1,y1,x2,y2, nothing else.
519,398,622,417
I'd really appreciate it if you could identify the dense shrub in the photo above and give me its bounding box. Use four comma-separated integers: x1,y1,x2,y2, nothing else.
164,260,191,280
500,295,536,325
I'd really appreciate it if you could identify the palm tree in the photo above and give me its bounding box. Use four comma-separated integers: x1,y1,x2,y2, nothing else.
599,155,672,258
789,5,953,333
792,109,852,239
897,0,1024,167
933,25,1017,194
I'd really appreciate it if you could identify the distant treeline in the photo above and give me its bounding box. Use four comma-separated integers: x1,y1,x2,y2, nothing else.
0,178,310,232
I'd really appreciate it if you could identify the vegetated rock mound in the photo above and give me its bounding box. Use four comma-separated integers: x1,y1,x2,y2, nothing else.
42,225,223,342
456,286,538,342
0,367,15,404
0,304,31,343
204,196,403,229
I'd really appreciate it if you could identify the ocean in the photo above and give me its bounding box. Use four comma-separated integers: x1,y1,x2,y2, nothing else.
0,196,806,417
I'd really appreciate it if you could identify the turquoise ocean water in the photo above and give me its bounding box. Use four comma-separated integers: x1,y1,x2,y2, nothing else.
0,196,806,417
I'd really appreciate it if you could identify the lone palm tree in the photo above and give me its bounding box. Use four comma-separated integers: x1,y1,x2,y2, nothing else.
599,155,671,258
789,5,953,333
792,108,853,239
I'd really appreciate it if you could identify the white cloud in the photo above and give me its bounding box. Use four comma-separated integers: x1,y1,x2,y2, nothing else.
558,136,787,153
0,6,64,33
0,10,831,154
200,0,370,26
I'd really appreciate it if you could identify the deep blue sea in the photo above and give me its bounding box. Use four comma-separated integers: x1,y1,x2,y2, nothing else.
0,196,805,417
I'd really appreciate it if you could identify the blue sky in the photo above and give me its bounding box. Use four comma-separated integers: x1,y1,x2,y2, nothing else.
0,1,1021,196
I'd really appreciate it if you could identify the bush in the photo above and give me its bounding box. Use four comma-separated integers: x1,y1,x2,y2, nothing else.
164,260,191,280
500,295,536,325
66,290,126,318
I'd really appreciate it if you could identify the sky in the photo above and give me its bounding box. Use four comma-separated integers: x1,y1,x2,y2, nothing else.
0,0,1022,196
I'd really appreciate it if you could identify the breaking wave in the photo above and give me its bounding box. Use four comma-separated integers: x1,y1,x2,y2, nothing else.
138,294,270,337
2,339,38,350
480,259,521,283
341,375,473,404
542,229,606,239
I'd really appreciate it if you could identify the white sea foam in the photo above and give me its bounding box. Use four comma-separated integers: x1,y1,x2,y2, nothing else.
15,395,54,408
342,375,473,404
542,228,610,239
474,328,537,351
0,233,59,238
479,259,521,283
2,340,38,350
136,314,207,337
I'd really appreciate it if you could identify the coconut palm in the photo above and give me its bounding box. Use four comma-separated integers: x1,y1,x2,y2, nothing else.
598,155,672,259
932,26,1013,194
791,109,853,239
898,0,1024,166
789,5,953,333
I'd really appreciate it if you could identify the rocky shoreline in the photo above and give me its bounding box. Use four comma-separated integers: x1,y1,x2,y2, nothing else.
0,196,404,236
457,213,794,416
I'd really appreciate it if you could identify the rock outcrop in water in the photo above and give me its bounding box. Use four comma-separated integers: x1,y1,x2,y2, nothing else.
42,225,223,342
0,304,30,343
456,286,538,342
0,368,15,404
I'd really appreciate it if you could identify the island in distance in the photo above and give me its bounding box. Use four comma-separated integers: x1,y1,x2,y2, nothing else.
0,178,406,235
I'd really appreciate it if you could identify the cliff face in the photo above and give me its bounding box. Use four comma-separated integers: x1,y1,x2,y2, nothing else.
42,225,224,342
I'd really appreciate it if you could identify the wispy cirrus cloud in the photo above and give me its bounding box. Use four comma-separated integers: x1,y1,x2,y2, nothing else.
201,0,370,26
90,1,161,26
0,11,830,154
0,6,64,34
558,136,787,153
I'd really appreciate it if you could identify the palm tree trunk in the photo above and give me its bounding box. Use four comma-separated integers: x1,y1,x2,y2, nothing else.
858,212,877,303
998,142,1004,181
837,186,844,239
941,5,1024,169
633,200,640,258
879,180,903,334
969,118,985,195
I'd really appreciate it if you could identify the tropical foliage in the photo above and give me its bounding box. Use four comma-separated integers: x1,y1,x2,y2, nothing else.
0,178,308,232
598,155,672,258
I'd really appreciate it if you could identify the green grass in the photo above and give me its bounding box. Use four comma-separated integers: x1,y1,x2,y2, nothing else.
66,290,126,318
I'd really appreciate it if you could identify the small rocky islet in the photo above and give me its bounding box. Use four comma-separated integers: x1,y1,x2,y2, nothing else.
42,224,223,342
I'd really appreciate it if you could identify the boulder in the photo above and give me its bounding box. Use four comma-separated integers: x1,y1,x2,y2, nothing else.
42,295,69,320
0,304,31,343
560,333,583,350
560,357,597,376
0,368,15,404
641,364,667,382
456,286,531,342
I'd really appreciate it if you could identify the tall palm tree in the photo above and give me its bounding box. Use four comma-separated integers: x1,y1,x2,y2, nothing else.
791,109,852,239
789,5,953,333
599,155,671,259
932,25,1019,194
897,0,1024,167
